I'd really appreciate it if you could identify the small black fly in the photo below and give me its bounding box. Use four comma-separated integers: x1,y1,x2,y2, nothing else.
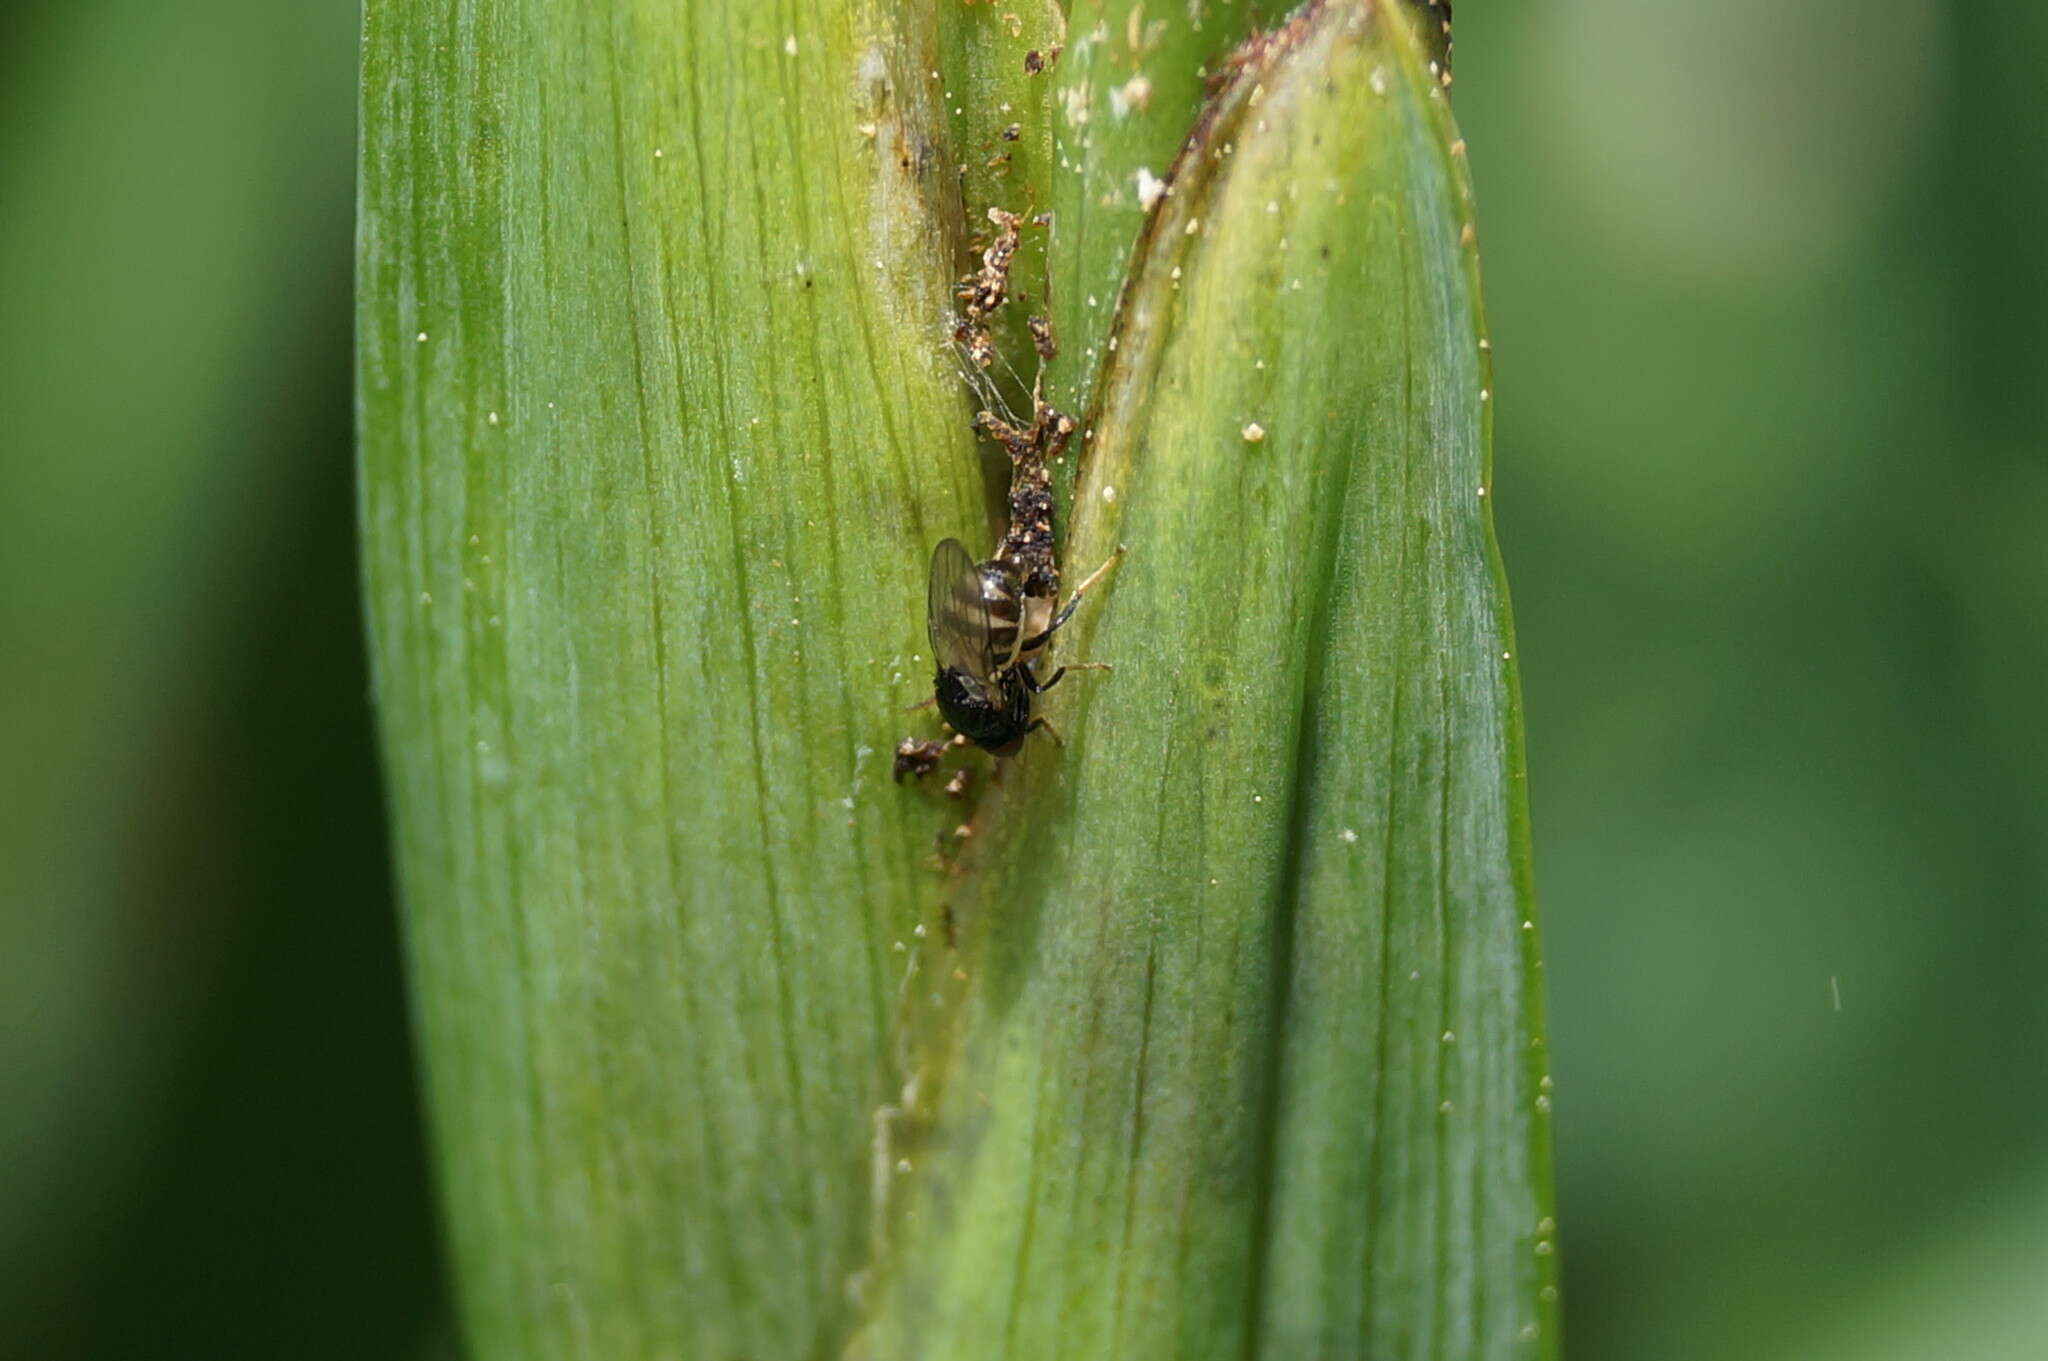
920,533,1120,757
894,204,1120,783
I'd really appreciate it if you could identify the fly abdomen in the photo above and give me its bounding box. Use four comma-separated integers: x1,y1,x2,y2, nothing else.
979,562,1026,669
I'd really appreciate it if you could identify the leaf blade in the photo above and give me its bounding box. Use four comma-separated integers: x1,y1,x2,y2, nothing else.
359,1,985,1354
849,4,1554,1357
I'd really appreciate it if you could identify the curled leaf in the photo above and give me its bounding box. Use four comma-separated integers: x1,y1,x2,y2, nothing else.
847,3,1552,1357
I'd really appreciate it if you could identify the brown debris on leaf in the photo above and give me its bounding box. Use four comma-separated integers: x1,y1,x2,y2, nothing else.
893,736,953,783
954,207,1022,370
974,384,1073,602
1028,314,1056,361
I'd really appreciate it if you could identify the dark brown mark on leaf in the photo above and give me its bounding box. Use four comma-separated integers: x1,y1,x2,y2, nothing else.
1029,314,1056,362
975,387,1072,602
954,207,1022,371
1022,46,1062,76
894,736,954,783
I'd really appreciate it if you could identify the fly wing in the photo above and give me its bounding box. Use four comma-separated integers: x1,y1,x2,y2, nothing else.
927,537,997,680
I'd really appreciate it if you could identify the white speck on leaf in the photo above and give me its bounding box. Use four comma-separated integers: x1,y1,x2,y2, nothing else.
1109,74,1152,118
1135,167,1166,210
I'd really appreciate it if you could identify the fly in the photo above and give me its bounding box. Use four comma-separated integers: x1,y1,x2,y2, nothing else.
894,203,1121,782
919,531,1121,757
894,386,1122,780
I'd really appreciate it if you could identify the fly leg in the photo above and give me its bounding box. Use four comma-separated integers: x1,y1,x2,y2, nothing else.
1022,661,1113,694
1024,716,1064,747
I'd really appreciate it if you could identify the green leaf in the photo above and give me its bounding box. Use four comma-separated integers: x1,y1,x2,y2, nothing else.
359,0,1551,1357
850,3,1553,1356
358,2,987,1355
1040,0,1302,417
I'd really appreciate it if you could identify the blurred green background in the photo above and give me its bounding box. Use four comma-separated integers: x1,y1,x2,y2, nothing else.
3,1,2040,1357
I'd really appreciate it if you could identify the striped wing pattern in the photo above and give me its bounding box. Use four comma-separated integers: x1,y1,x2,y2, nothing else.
928,538,998,681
